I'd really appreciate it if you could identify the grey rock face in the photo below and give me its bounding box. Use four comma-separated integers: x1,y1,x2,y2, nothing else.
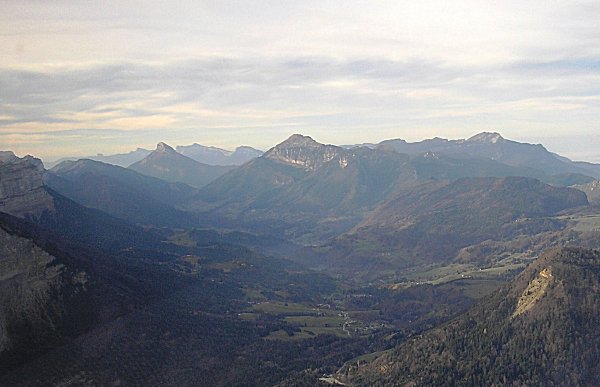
574,180,600,204
0,154,54,219
264,134,344,171
0,226,65,354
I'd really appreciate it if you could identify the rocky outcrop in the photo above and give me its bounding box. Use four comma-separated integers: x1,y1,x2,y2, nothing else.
512,267,553,318
348,248,600,386
0,152,54,219
0,213,93,371
574,180,600,204
467,131,505,144
264,134,345,171
0,225,65,354
0,151,18,163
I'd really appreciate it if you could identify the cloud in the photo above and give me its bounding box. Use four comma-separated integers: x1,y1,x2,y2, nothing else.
0,1,599,160
0,57,461,126
1,55,599,154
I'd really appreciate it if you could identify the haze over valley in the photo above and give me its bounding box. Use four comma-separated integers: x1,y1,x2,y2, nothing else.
2,131,600,385
2,1,600,385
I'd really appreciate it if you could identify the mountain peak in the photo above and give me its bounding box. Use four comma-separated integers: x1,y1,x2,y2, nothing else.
467,132,504,143
175,143,262,166
0,151,18,163
156,142,176,153
0,153,53,218
276,134,321,148
234,145,261,153
265,134,343,171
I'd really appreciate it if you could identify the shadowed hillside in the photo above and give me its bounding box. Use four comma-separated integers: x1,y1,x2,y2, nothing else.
349,247,600,386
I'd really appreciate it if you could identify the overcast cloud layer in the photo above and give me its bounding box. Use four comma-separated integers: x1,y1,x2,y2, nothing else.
1,1,599,161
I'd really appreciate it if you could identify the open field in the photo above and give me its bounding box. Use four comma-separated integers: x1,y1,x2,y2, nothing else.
251,301,318,315
572,215,600,232
248,301,379,341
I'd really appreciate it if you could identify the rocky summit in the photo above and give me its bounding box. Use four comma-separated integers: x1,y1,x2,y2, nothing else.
0,152,54,219
264,134,346,171
129,142,234,188
467,131,505,143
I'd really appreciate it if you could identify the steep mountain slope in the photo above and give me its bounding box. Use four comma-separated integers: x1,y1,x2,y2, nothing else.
257,135,415,212
194,134,597,246
50,158,198,205
574,180,600,204
263,134,346,171
1,152,167,251
2,149,363,386
198,134,357,207
408,151,539,180
380,132,600,178
0,210,343,386
0,152,54,219
0,209,188,372
197,156,309,207
46,159,198,227
350,247,600,386
320,177,588,277
129,142,234,188
1,151,341,382
363,176,587,226
0,151,18,162
195,135,417,241
573,161,600,179
176,143,262,165
0,213,91,369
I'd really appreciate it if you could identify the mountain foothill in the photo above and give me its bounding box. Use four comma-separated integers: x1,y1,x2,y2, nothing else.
1,132,599,385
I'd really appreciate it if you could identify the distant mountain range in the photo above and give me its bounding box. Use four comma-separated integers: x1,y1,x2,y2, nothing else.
194,134,418,241
380,132,600,179
8,132,597,267
2,132,600,385
176,143,263,165
46,158,200,227
45,143,263,168
128,142,235,189
46,148,152,169
191,133,596,243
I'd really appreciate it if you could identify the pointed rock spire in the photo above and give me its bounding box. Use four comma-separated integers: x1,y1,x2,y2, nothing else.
156,142,176,153
467,132,505,143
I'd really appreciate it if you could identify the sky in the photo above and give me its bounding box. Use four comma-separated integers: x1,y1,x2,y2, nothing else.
1,1,599,162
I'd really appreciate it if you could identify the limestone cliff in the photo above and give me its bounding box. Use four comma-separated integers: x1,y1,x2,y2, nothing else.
0,226,64,353
0,215,90,369
264,134,345,171
0,152,54,219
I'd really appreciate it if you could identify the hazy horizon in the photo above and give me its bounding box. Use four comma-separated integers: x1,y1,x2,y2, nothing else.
2,1,599,162
5,130,599,165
